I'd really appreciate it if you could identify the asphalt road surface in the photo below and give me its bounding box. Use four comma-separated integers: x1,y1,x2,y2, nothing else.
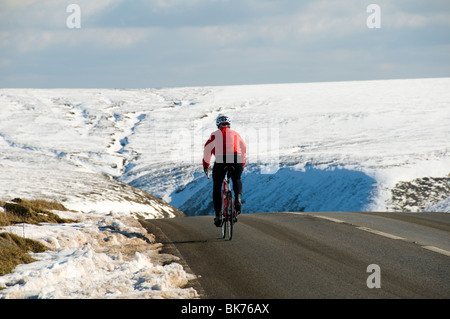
140,211,450,298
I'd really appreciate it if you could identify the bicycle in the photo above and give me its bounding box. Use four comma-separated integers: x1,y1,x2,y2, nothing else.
206,165,237,240
220,166,237,240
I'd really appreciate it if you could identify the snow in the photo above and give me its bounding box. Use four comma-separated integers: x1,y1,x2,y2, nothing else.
119,78,450,214
1,77,449,298
0,210,198,299
427,198,450,213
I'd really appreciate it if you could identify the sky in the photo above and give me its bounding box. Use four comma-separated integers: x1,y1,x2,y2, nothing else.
0,0,449,88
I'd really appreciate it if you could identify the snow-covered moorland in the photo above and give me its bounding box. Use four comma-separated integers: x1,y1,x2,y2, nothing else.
0,77,449,298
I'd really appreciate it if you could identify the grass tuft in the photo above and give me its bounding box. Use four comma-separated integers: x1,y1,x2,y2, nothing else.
0,198,76,279
0,198,74,226
0,232,49,276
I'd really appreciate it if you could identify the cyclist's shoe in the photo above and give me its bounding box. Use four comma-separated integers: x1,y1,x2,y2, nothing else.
214,216,222,227
235,193,242,214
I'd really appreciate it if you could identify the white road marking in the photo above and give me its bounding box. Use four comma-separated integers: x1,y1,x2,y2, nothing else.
356,226,405,240
284,212,450,257
315,215,346,224
422,246,450,257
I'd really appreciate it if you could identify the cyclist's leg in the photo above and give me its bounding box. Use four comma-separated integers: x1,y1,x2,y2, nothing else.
212,162,226,225
230,162,243,213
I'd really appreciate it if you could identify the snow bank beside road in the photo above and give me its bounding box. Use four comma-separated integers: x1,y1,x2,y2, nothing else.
0,208,198,299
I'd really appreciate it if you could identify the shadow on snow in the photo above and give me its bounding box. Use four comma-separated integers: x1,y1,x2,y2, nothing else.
169,165,377,216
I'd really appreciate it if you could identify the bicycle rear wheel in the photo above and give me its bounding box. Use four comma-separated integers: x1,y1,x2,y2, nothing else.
226,191,234,240
221,214,227,239
222,191,233,240
221,196,227,239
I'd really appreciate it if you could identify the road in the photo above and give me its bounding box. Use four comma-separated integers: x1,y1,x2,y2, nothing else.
140,211,450,298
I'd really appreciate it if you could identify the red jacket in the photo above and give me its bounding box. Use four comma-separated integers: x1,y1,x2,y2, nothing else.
203,127,246,168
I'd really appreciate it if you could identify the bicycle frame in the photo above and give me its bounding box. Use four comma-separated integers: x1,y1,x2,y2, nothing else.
222,173,232,208
221,167,236,240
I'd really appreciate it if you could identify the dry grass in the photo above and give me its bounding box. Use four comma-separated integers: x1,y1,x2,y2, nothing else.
0,232,49,276
0,198,76,278
0,198,74,226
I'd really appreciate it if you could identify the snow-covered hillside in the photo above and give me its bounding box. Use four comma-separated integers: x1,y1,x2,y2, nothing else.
0,78,449,298
1,78,449,214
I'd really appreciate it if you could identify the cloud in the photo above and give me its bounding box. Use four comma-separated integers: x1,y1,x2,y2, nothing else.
0,0,449,88
0,0,122,29
392,12,450,28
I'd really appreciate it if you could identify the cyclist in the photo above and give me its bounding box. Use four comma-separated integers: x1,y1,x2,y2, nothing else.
203,114,247,226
